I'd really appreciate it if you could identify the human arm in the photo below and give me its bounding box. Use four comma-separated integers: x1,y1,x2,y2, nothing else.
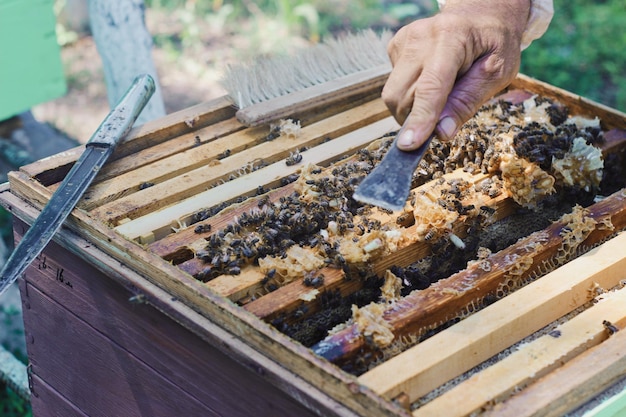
382,0,553,151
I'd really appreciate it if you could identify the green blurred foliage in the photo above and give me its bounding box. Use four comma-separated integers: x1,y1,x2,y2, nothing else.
145,0,433,42
0,384,31,417
521,0,625,111
0,341,31,417
146,1,623,111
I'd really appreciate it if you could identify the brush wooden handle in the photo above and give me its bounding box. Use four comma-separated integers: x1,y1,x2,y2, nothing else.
235,64,390,126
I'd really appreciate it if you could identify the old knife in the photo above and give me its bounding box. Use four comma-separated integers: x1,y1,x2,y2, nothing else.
0,74,155,295
353,121,434,211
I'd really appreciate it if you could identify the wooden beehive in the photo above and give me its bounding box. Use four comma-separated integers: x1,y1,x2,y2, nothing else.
2,74,626,417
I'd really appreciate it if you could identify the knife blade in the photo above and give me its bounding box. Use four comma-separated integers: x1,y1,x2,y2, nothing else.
0,74,155,295
353,121,434,212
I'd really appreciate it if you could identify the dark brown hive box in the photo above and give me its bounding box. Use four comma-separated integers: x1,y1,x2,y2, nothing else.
2,74,626,417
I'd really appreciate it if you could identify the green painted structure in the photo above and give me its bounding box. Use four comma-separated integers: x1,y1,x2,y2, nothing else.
0,0,66,121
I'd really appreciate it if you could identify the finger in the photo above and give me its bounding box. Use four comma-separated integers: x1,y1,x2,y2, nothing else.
396,55,462,151
382,65,421,125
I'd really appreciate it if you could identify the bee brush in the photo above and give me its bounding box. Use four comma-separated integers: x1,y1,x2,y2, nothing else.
220,29,392,127
221,29,435,211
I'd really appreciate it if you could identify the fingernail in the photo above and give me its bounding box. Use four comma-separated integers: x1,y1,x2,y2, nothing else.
438,117,457,139
397,128,415,149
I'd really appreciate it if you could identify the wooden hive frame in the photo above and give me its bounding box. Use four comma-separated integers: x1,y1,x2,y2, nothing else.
3,74,626,417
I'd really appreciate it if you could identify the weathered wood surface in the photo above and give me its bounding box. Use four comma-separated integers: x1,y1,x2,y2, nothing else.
30,374,89,417
14,217,345,417
312,190,626,366
3,187,405,417
24,283,220,417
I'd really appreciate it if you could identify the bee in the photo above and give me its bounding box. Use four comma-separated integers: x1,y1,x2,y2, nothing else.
423,228,436,241
479,205,497,216
304,273,325,288
226,265,241,275
603,320,619,335
196,266,213,281
265,126,281,141
285,151,303,166
139,182,154,190
218,149,231,159
241,245,256,258
194,224,212,234
128,293,148,304
292,305,309,319
207,233,222,248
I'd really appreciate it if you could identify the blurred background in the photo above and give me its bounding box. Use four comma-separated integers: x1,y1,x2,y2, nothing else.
0,0,624,415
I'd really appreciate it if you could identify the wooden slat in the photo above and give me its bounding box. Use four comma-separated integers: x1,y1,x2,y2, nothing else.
79,122,268,211
483,319,626,417
111,116,400,242
358,231,626,403
89,98,391,226
313,190,626,367
89,118,245,184
412,279,626,417
18,96,236,185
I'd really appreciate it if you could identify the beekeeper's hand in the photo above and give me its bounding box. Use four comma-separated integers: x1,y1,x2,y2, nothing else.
382,0,530,150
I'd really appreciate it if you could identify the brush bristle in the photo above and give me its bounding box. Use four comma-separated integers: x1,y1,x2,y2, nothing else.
221,29,392,109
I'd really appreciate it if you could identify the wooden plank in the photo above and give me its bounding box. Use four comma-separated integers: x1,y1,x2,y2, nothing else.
482,323,626,417
358,231,626,403
314,190,626,367
23,282,223,417
412,284,626,417
1,188,407,417
78,122,269,211
29,374,89,417
111,116,400,242
88,117,245,184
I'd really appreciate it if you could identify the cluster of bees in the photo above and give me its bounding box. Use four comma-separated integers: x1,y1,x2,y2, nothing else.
190,93,613,350
193,141,392,284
